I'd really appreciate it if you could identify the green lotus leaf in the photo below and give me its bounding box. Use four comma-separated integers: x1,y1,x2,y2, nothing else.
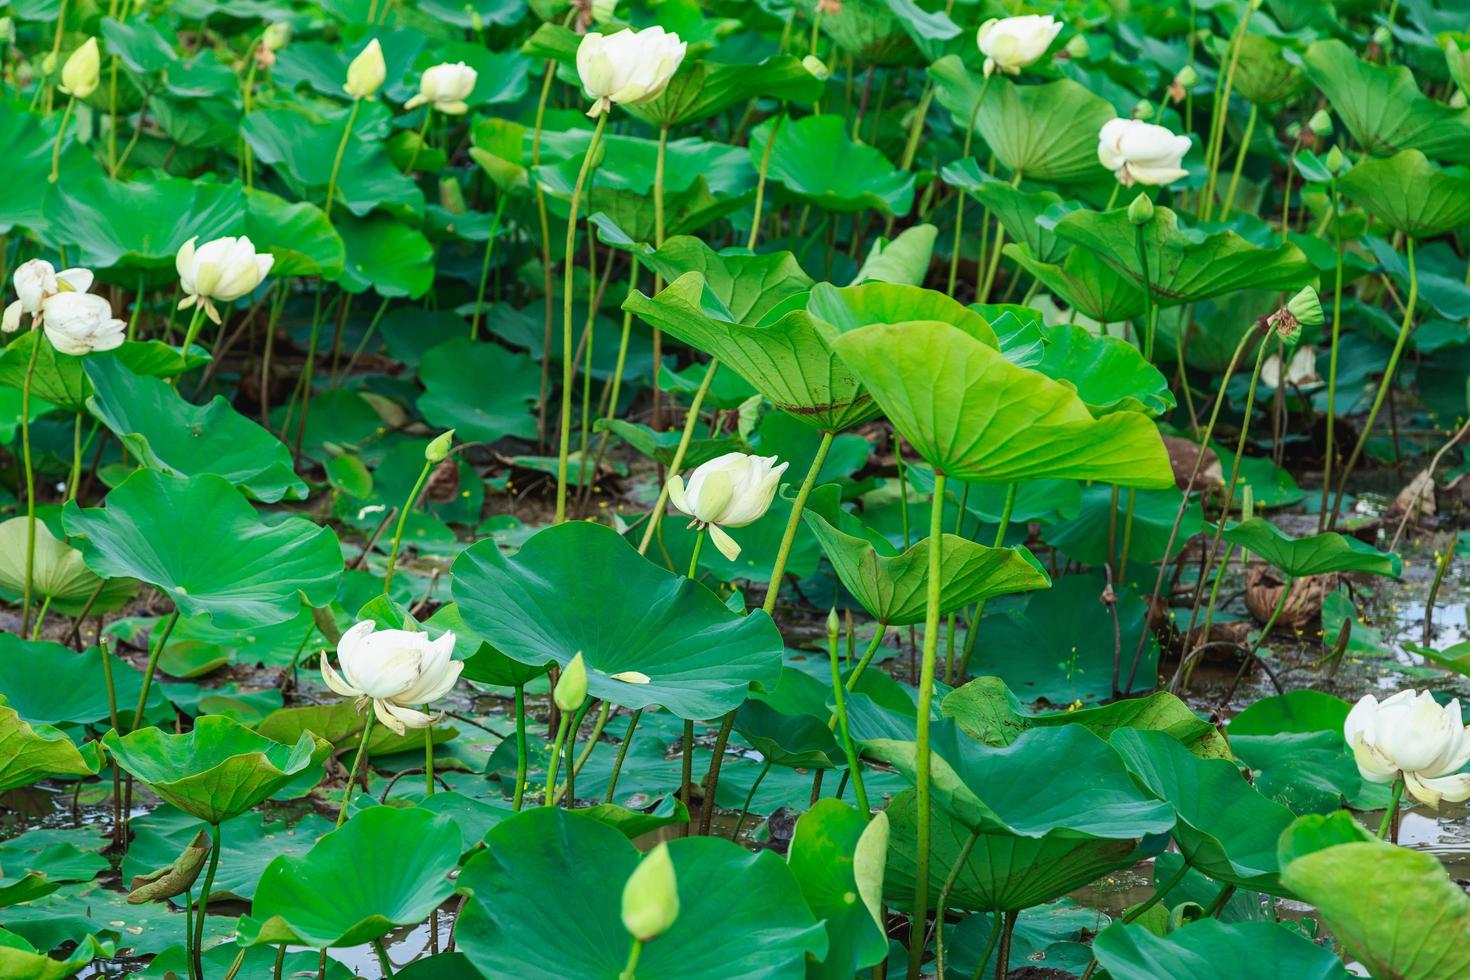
815,0,922,65
802,485,1049,626
594,418,746,469
748,114,915,216
632,235,814,320
0,101,95,235
1053,205,1315,307
237,806,462,948
0,827,108,887
943,161,1075,264
1337,149,1470,238
883,787,1153,913
1227,33,1307,105
0,517,136,614
417,0,523,28
454,807,826,978
626,55,824,128
1214,517,1402,578
853,224,937,286
255,700,458,757
942,676,1230,760
0,327,91,412
585,177,745,244
1006,243,1148,324
109,339,211,381
1303,39,1470,166
428,603,550,689
1229,690,1351,736
1111,728,1296,896
0,697,102,793
906,468,1081,526
104,716,324,825
1232,730,1359,815
787,801,890,979
451,522,784,720
1093,918,1348,979
336,212,435,298
243,189,344,280
807,281,998,348
44,174,242,278
1043,484,1201,567
0,877,233,956
831,320,1173,487
0,638,166,727
734,698,845,769
133,943,355,980
99,16,177,75
63,471,342,630
1280,811,1470,980
931,59,1114,183
417,337,539,444
85,356,305,503
0,872,58,909
0,931,110,980
1034,323,1174,417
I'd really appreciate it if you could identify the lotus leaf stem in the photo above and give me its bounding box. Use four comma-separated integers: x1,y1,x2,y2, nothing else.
749,114,783,251
828,613,869,816
131,608,181,732
1123,859,1191,924
845,626,888,692
19,329,42,636
384,455,435,595
730,758,773,841
620,936,644,980
605,708,643,804
636,358,721,554
470,196,508,341
190,823,221,979
1202,882,1236,918
1424,533,1456,646
373,938,394,975
1219,102,1258,222
955,482,1016,683
184,884,196,980
933,827,981,977
967,910,1001,980
337,714,375,827
48,95,74,183
1378,777,1404,842
544,710,571,805
323,97,361,217
946,75,993,297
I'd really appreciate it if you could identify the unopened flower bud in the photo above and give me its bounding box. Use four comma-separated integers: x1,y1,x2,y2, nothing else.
263,22,291,51
1371,25,1390,48
1324,145,1346,174
425,429,455,463
621,842,679,942
1175,65,1198,89
826,608,840,638
1065,34,1090,60
60,37,100,99
1127,192,1155,225
1132,99,1154,120
802,55,829,80
554,652,588,712
1308,109,1333,137
344,38,386,100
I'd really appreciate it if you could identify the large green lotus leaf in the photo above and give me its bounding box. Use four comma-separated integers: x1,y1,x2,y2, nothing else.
626,55,824,128
787,801,889,980
1093,918,1348,980
1034,323,1173,417
0,878,233,957
99,15,177,74
1228,34,1307,105
255,700,457,757
802,486,1048,626
104,716,323,824
0,931,110,980
1303,39,1470,166
849,703,1174,842
1053,205,1315,307
584,177,745,244
123,806,335,903
433,603,552,689
0,101,95,235
0,637,164,727
594,419,745,470
1111,728,1295,896
84,356,305,503
237,806,461,948
0,517,135,615
1215,518,1401,578
63,471,342,630
1228,690,1350,736
942,676,1230,760
1337,150,1470,238
417,337,539,444
244,189,343,280
1043,484,1201,567
1279,812,1470,980
1004,243,1148,326
336,212,435,298
884,787,1153,912
451,522,784,720
852,223,937,286
1232,730,1359,816
931,58,1114,183
625,276,877,431
943,160,1074,264
132,943,354,980
455,807,826,978
815,0,922,65
634,235,814,324
832,320,1172,487
242,106,423,220
968,571,1159,704
0,697,102,793
0,827,109,887
44,175,243,276
806,281,998,348
734,698,844,769
748,114,914,216
537,130,753,204
0,325,90,412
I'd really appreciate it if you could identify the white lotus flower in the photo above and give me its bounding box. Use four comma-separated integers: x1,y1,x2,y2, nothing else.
576,26,687,117
405,62,477,115
667,452,787,561
3,260,94,332
41,292,125,355
176,235,274,325
320,621,463,735
976,15,1062,77
344,38,386,100
1344,690,1470,806
1261,345,1320,389
1098,118,1192,187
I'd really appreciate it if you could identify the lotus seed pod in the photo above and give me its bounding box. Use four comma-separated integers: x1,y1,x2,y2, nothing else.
1132,99,1154,120
621,842,680,941
1285,286,1323,328
554,652,588,712
1127,192,1155,225
425,429,455,463
1175,64,1198,88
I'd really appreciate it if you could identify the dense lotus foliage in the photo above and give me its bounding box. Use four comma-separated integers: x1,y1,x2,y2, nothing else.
0,0,1469,977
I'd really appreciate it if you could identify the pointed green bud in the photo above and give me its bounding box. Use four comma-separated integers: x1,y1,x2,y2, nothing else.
826,608,840,639
1132,99,1154,120
802,55,829,81
1127,192,1155,226
554,652,588,712
1286,286,1323,327
1371,25,1390,48
1308,109,1333,137
1324,145,1346,175
621,842,680,941
1175,65,1198,88
1065,35,1090,60
425,429,455,463
439,178,467,215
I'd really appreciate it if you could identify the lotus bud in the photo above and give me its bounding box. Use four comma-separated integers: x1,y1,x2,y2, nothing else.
1175,65,1198,89
41,292,125,355
60,37,100,99
976,15,1063,78
1308,109,1333,137
576,26,687,117
405,62,478,116
621,842,679,942
1,302,21,333
1065,34,1090,60
1371,25,1390,48
802,55,830,80
344,38,386,100
591,0,617,22
826,607,840,639
1098,118,1191,187
263,22,291,51
1324,145,1346,175
1127,192,1155,225
425,429,455,463
439,177,467,214
40,52,56,77
554,652,588,712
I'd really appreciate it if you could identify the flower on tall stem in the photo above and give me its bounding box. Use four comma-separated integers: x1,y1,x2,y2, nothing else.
343,37,386,100
1345,689,1470,807
976,15,1061,77
667,452,788,561
575,26,687,118
1098,118,1191,187
405,62,477,115
175,235,274,326
59,37,100,99
3,260,94,332
320,621,462,734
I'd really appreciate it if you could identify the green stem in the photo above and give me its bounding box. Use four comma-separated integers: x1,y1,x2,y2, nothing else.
67,411,83,502
687,527,706,579
190,823,222,980
730,758,772,841
933,827,981,979
470,196,507,341
620,937,644,980
384,458,434,595
1320,178,1344,530
544,713,570,804
177,305,208,360
605,708,642,803
404,109,433,173
1123,859,1191,924
845,626,888,692
19,330,42,636
323,98,362,217
336,714,374,827
954,483,1016,682
48,96,75,183
907,471,947,979
373,938,394,975
1200,11,1249,221
1218,102,1257,222
1377,777,1404,840
555,112,609,524
423,723,435,797
1134,222,1157,362
512,683,528,810
967,911,1002,980
946,76,992,297
829,615,869,815
130,609,181,731
748,114,783,251
636,359,721,554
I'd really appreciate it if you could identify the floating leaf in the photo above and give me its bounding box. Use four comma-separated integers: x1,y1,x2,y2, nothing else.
1092,918,1348,979
748,114,915,216
417,337,540,444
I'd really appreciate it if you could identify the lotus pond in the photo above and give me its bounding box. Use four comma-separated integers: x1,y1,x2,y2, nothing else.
3,0,1470,977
